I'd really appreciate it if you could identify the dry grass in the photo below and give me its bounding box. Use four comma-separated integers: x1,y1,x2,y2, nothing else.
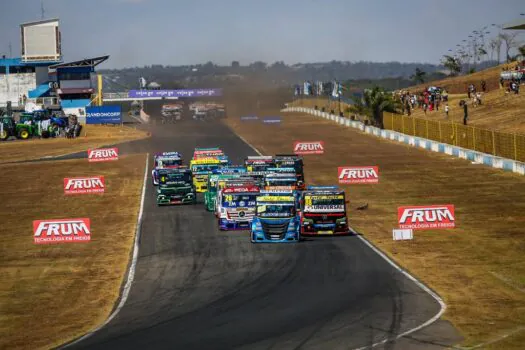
0,125,150,164
224,110,525,348
0,154,146,350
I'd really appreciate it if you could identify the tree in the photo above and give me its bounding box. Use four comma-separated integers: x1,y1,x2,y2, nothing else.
518,45,525,60
231,61,240,68
441,55,462,76
349,86,400,129
498,32,520,63
489,37,503,63
410,68,426,84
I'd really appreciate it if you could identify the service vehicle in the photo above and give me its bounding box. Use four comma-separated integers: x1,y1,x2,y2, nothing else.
156,167,196,205
152,152,183,185
204,173,249,212
299,186,349,235
161,104,183,123
190,158,224,192
274,154,305,189
244,156,275,172
251,190,301,243
216,184,260,230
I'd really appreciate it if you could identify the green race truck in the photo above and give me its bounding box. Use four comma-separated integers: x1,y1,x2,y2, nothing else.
204,173,247,212
157,167,196,206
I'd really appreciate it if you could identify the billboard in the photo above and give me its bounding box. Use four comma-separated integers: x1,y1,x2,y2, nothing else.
127,89,222,98
86,105,122,124
20,18,61,62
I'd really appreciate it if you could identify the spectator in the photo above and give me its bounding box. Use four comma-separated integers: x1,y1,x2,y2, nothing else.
423,103,428,115
481,80,487,92
445,104,449,119
463,102,468,125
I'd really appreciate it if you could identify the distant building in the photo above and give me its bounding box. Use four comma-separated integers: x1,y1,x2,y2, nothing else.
49,55,109,117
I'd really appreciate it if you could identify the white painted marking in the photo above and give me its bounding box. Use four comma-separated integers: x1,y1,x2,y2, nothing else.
63,154,149,347
351,230,446,350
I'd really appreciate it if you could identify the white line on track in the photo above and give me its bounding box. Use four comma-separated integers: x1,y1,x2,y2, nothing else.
62,153,150,348
237,134,447,350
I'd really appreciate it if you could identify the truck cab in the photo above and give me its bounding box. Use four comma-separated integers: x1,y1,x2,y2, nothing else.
190,158,223,192
299,186,349,235
152,152,183,186
156,167,196,205
251,191,300,243
217,184,260,230
264,172,299,190
244,156,276,172
274,154,305,190
205,173,248,212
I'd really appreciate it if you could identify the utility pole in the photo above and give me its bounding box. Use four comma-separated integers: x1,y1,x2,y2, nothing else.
41,0,45,20
8,42,12,58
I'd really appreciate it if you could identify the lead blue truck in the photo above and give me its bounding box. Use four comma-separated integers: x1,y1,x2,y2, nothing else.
250,190,300,243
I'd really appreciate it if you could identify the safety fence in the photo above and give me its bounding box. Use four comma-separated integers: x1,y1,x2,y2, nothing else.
288,98,525,163
383,112,525,162
282,106,525,176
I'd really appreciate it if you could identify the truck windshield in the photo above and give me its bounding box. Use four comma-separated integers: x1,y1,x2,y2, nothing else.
222,194,257,207
276,160,302,173
304,195,345,212
192,164,220,172
158,159,182,167
160,173,192,184
246,163,273,171
265,178,297,187
256,204,295,217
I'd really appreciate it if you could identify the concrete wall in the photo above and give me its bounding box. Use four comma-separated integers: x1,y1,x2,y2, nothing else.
283,107,525,176
0,72,36,107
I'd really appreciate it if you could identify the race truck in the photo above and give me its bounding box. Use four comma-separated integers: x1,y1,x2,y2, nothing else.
204,172,249,212
161,104,183,123
244,156,275,172
274,154,305,190
264,172,300,191
193,147,227,161
214,177,260,215
299,186,349,235
156,167,196,205
152,152,183,186
190,158,224,192
216,184,260,230
251,190,301,243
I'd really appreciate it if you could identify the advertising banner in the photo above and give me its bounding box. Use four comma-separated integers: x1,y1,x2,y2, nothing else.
86,105,122,124
64,176,105,195
263,117,281,124
338,166,379,184
240,115,259,121
293,141,325,155
398,205,455,230
88,147,119,162
128,89,222,98
33,218,91,244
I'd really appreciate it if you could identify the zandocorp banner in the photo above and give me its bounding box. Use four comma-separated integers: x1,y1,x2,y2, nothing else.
86,105,122,124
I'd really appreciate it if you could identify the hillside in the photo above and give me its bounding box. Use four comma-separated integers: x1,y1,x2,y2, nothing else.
406,62,520,94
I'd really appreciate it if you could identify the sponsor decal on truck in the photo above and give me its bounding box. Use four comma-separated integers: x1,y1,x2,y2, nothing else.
338,166,379,184
87,147,119,162
64,176,105,195
398,205,455,230
33,218,91,244
293,141,324,155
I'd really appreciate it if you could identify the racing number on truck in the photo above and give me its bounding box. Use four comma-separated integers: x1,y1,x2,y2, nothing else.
225,195,233,202
305,197,312,206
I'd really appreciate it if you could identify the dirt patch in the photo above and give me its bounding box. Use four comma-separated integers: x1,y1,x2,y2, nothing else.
0,124,150,164
0,154,146,350
223,109,525,348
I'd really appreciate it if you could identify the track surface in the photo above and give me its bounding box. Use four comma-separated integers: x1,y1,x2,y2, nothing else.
68,115,460,350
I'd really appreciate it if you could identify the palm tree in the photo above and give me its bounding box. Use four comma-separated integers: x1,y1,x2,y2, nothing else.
410,68,426,84
441,55,462,76
349,87,400,129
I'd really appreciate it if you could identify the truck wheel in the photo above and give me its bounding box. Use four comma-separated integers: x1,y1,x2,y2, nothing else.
18,128,30,140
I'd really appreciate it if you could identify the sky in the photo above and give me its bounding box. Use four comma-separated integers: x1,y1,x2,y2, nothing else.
0,0,524,69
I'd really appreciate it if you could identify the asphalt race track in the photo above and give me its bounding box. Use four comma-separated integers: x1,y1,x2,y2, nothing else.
66,111,461,350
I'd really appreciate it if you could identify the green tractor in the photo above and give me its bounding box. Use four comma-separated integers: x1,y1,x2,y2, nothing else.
0,116,17,141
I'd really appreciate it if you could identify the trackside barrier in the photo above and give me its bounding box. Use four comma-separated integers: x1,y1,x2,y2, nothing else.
282,107,525,176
